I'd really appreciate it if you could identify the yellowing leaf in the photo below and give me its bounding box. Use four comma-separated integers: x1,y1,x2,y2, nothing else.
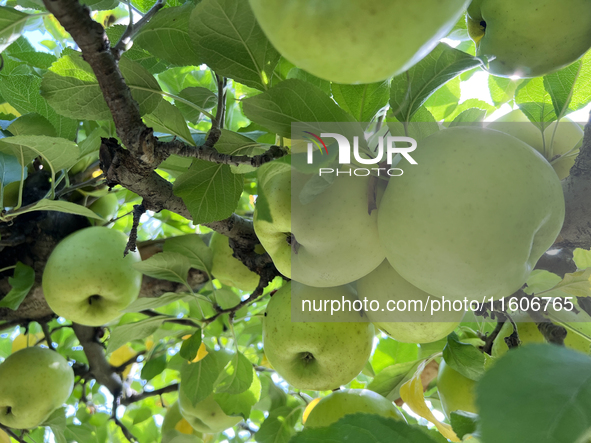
109,345,137,379
191,342,208,363
0,428,10,443
145,337,155,351
302,397,321,424
553,268,591,297
11,333,45,353
175,417,194,435
260,353,273,369
400,359,459,442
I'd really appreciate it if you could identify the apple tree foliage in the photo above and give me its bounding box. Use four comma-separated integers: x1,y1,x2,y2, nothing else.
0,1,591,443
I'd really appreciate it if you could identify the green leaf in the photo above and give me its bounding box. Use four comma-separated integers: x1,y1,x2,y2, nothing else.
390,43,481,122
574,249,591,269
289,414,437,443
41,53,162,120
0,152,24,185
366,360,422,401
0,75,78,140
448,108,487,127
121,292,193,313
106,316,167,353
173,160,243,224
8,199,104,219
42,407,67,443
134,3,200,67
143,100,194,145
215,368,261,419
141,353,167,381
189,0,280,90
163,234,213,273
242,79,356,138
543,53,591,119
133,251,192,286
449,411,478,440
287,68,331,96
488,76,521,107
180,331,202,361
442,333,486,381
0,262,34,310
7,113,57,137
371,337,419,373
423,77,461,121
180,349,229,406
331,81,390,122
477,344,591,443
256,406,301,443
106,25,169,74
515,77,557,128
214,351,253,395
0,7,29,53
0,135,79,174
129,408,153,425
176,87,217,122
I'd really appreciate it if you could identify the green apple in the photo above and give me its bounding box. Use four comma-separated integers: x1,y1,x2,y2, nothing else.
253,160,292,279
178,390,241,434
249,0,470,84
437,359,477,419
161,401,203,442
263,281,375,391
291,172,385,287
210,231,263,292
378,127,565,302
88,193,119,222
0,347,74,429
357,261,462,344
487,109,583,179
42,227,142,326
304,389,405,428
467,0,591,77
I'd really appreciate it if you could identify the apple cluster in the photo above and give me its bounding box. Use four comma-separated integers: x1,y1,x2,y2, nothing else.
248,0,591,84
254,125,565,396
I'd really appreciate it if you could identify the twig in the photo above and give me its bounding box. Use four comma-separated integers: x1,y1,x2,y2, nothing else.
203,285,266,325
158,141,287,167
112,0,166,58
112,399,138,442
140,310,200,327
0,424,26,443
40,321,56,350
124,203,145,256
121,383,179,405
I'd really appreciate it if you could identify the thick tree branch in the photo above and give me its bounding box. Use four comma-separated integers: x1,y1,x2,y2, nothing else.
557,110,591,250
72,324,123,397
41,0,150,155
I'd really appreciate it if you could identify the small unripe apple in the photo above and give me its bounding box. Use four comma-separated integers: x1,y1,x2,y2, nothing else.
0,347,74,429
304,389,405,428
437,359,478,419
42,227,142,326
